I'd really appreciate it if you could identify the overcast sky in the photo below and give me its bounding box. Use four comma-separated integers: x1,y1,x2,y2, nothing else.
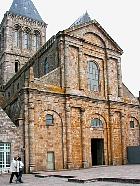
0,0,140,96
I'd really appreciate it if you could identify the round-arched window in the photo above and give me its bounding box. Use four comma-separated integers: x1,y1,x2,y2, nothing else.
91,118,103,128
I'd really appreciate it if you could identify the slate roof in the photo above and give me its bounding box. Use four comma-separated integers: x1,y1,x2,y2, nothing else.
9,0,43,22
70,11,91,28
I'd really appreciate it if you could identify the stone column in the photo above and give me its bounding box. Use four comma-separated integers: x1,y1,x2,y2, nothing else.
66,104,72,169
80,108,88,168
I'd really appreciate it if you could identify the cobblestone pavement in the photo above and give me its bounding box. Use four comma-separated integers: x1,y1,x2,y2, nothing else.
0,165,140,186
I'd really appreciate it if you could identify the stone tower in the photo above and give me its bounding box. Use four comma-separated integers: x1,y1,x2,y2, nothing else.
0,0,47,86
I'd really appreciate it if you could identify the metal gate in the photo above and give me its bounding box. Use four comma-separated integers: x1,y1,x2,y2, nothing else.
127,146,140,164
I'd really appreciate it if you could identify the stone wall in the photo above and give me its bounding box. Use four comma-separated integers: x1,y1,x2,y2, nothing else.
0,107,21,172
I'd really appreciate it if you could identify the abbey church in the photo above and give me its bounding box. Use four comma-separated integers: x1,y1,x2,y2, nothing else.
0,0,139,173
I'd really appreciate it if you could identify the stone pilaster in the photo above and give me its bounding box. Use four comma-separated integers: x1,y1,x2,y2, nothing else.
65,104,73,169
117,58,123,97
64,42,70,92
18,118,25,162
58,38,64,87
24,90,30,173
28,98,35,172
78,47,84,90
80,108,88,168
108,111,114,165
121,113,126,164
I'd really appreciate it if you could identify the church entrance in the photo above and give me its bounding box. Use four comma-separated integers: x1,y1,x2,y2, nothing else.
91,138,104,166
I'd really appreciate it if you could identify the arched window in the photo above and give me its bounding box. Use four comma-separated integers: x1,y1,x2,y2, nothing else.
130,118,135,128
87,61,99,91
14,25,21,48
23,32,29,49
46,114,53,126
91,118,103,128
44,58,49,74
14,30,20,48
32,30,40,51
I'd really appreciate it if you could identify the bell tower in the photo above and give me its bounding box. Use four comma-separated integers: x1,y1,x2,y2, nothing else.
0,0,47,85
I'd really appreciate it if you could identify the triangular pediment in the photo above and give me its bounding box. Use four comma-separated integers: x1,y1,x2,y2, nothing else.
65,19,123,54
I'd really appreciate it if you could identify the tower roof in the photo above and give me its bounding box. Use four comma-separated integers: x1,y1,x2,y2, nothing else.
9,0,43,22
70,11,91,28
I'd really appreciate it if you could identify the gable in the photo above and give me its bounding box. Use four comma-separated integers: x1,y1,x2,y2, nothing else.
65,20,123,54
83,32,105,48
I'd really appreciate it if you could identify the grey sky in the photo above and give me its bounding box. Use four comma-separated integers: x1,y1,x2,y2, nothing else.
1,0,140,96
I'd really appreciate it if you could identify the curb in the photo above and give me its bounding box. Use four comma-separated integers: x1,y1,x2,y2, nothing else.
68,177,140,184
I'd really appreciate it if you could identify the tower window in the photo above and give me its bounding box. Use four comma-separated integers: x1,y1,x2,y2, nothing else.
23,32,29,49
14,24,21,48
33,30,40,51
14,30,20,48
15,61,19,72
87,61,99,91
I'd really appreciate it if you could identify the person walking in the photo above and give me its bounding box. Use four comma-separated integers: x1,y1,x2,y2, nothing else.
9,157,18,183
16,156,24,183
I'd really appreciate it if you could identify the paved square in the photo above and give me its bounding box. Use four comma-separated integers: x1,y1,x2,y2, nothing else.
0,165,140,186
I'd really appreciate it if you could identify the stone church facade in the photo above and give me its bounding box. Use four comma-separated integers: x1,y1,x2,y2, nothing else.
0,0,139,173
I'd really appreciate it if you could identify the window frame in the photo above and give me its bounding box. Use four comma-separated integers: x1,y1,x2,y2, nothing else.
0,143,11,171
15,60,19,73
14,30,20,48
130,120,135,128
23,31,29,49
33,33,40,51
87,61,99,92
46,114,54,126
91,118,103,128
